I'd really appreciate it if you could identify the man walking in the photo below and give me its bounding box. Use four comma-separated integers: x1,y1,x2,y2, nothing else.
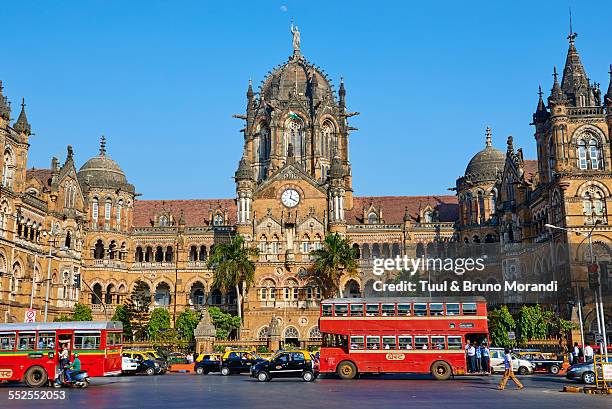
584,343,594,363
498,348,523,390
572,342,580,365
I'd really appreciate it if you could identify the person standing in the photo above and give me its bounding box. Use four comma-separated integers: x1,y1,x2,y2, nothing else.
475,344,482,372
465,340,472,373
584,343,594,363
58,344,69,370
498,348,523,390
572,342,580,365
467,343,476,373
481,343,490,374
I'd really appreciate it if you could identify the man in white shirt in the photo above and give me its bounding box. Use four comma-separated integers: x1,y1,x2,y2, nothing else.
467,344,476,373
584,343,594,362
572,342,580,365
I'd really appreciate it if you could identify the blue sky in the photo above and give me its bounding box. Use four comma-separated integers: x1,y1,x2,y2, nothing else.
2,1,611,200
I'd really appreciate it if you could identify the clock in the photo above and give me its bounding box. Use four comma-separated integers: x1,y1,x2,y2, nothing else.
281,188,300,208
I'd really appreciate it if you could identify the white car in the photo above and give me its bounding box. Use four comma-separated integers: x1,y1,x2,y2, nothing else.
489,348,534,375
122,356,139,373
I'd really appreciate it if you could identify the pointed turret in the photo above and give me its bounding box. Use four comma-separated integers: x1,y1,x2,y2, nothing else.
235,155,252,180
605,64,612,107
560,29,590,106
507,136,514,154
246,78,254,100
339,76,346,110
533,86,549,123
13,98,31,135
0,80,11,121
549,67,564,105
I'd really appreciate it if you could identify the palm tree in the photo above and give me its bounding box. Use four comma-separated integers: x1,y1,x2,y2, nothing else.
309,233,358,298
206,235,259,322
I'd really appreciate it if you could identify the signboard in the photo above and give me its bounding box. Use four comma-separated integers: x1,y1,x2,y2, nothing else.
385,353,405,361
24,308,36,323
508,331,516,340
0,369,13,379
603,364,612,381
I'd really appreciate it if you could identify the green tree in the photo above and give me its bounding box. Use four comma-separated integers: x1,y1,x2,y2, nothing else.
208,306,241,340
309,233,358,298
72,303,93,321
175,309,201,341
112,304,133,341
517,304,553,343
126,280,152,341
54,314,72,322
148,308,171,340
207,235,259,322
488,306,516,348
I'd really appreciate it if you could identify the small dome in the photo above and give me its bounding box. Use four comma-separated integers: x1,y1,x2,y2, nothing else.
463,128,505,182
260,56,334,102
77,136,134,192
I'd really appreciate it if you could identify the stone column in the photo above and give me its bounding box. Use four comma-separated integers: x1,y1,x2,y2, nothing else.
268,316,281,352
194,308,216,354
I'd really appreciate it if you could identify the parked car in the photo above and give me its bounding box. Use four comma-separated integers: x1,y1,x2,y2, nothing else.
251,350,318,382
220,350,266,376
121,356,139,374
519,352,565,374
489,348,534,375
195,354,222,375
566,357,612,385
124,350,168,374
121,352,162,376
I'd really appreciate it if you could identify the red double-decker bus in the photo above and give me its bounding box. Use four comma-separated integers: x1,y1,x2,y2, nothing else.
319,297,488,380
0,321,123,387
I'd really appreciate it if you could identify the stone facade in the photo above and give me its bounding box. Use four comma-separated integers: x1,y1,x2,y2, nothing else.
0,29,610,346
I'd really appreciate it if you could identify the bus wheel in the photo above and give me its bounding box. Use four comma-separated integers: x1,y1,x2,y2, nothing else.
24,366,48,388
431,361,452,381
337,361,357,380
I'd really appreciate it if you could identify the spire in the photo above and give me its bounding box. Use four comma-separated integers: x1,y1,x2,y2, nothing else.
403,206,410,222
13,97,31,135
533,85,549,123
99,135,106,156
246,78,254,100
605,64,612,106
485,127,492,148
339,76,346,109
0,80,11,121
507,135,514,153
66,145,74,162
560,14,589,104
549,66,564,103
235,154,252,180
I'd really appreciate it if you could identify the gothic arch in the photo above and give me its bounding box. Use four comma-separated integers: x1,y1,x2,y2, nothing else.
576,180,611,198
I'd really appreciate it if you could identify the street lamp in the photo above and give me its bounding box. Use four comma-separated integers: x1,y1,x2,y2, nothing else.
43,224,59,322
545,222,608,358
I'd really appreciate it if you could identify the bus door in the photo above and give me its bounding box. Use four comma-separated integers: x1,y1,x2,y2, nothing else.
56,330,73,372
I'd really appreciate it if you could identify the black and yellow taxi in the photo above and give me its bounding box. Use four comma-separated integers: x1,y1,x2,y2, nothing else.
220,350,266,376
194,353,222,375
250,350,318,382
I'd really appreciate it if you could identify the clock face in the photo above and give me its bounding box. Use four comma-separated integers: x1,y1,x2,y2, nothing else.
281,189,300,208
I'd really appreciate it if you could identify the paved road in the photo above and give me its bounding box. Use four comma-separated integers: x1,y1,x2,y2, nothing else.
1,373,610,409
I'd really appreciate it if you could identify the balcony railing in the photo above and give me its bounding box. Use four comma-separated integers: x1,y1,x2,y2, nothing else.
92,259,126,269
567,106,604,117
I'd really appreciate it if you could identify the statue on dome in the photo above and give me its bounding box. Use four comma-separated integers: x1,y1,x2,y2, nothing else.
290,22,300,53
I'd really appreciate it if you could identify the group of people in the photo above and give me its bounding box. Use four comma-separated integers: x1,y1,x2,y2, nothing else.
58,343,81,383
465,340,490,373
571,342,595,364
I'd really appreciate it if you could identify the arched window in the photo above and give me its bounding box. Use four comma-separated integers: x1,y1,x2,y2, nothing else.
284,117,304,160
104,199,112,221
213,214,224,226
165,246,174,262
284,326,300,341
352,243,361,259
1,149,15,188
135,246,144,262
309,326,321,339
154,282,171,306
424,211,433,223
589,138,601,169
190,282,205,305
94,239,105,260
92,283,103,305
583,186,607,225
92,198,99,225
321,120,335,159
145,246,153,262
155,246,164,262
199,245,207,261
105,284,115,304
209,288,222,305
368,212,378,224
64,231,72,249
189,246,197,261
260,279,276,301
116,199,123,227
108,240,117,260
284,278,299,300
577,136,603,170
258,326,270,340
158,215,169,227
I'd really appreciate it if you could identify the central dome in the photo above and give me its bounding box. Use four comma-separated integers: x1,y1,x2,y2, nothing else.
77,137,134,192
463,129,505,182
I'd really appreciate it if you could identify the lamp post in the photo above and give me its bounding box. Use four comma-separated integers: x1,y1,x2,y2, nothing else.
43,224,59,322
546,222,608,358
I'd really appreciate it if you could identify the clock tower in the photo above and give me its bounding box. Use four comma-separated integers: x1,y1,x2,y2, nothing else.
233,26,355,340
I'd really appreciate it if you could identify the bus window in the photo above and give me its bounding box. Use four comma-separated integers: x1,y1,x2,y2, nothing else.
398,336,413,349
18,332,36,350
447,336,462,350
382,336,397,350
414,303,427,317
366,336,380,350
322,304,332,317
414,336,429,350
462,303,477,315
0,333,15,350
74,332,101,349
350,336,364,350
397,304,411,316
381,304,395,317
366,304,380,317
350,304,364,317
334,304,348,317
37,332,56,349
429,303,444,316
431,336,445,349
446,303,460,316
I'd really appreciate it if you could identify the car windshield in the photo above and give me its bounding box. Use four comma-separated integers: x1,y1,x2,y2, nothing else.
145,352,157,359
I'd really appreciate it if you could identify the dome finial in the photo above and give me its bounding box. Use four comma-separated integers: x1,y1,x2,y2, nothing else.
13,97,31,135
485,127,492,148
290,19,301,57
99,135,106,156
567,7,577,44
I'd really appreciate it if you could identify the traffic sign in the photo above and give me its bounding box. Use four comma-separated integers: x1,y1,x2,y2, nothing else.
508,331,516,340
24,309,36,323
